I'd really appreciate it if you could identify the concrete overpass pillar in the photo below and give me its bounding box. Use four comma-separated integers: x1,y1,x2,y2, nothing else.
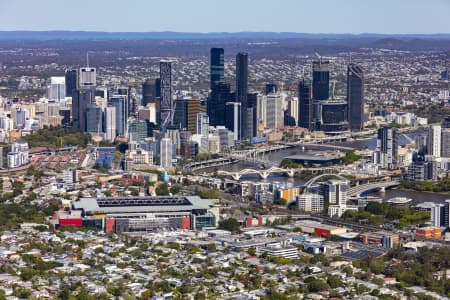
287,170,295,178
232,174,241,181
380,186,386,193
261,172,269,180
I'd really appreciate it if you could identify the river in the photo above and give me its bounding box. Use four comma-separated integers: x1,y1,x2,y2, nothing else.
200,130,450,204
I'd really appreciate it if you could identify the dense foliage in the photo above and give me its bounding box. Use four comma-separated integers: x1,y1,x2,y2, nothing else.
218,218,241,233
342,201,430,227
21,126,91,148
0,204,47,230
353,246,450,296
197,189,219,199
340,151,362,164
401,178,450,192
280,158,302,168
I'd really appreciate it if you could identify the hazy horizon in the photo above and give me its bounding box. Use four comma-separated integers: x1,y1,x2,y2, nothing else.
0,0,449,34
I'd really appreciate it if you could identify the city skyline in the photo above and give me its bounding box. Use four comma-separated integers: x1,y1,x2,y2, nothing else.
0,0,449,34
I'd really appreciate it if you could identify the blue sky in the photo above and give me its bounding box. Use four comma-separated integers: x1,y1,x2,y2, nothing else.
0,0,449,34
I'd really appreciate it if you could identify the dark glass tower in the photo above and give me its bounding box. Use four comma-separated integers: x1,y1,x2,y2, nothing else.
65,69,78,97
72,88,95,132
208,82,231,126
210,48,224,89
347,63,364,131
312,59,330,101
247,92,258,137
298,79,313,130
236,52,248,140
142,79,155,106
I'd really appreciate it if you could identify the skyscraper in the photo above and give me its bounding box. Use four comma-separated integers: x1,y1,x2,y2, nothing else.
85,104,103,135
225,102,241,141
104,106,117,142
312,59,330,101
196,113,209,136
72,88,95,132
298,79,313,130
236,52,248,140
79,67,96,87
109,95,128,137
142,79,156,106
287,97,299,126
208,82,231,126
196,113,209,153
247,92,258,137
428,125,441,158
441,116,450,158
375,127,397,169
187,98,206,133
265,93,283,130
347,63,365,131
173,96,188,129
65,69,77,97
160,138,172,168
47,76,66,102
210,48,224,88
160,61,173,130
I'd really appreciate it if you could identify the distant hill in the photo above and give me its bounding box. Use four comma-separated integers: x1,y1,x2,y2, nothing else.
0,31,449,41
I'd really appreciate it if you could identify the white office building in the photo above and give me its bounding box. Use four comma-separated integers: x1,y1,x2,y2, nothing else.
47,76,66,102
160,138,172,168
104,106,117,142
265,93,283,129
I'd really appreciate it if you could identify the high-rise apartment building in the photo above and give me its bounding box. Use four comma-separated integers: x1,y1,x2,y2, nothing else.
374,127,398,169
440,116,450,158
428,125,441,158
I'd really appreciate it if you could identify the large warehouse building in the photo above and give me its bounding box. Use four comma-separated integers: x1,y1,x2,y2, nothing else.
67,196,218,233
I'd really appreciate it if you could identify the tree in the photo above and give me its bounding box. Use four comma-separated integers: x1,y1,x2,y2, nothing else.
273,198,286,205
218,218,240,233
307,278,330,292
113,151,122,164
198,189,219,199
155,183,169,196
169,185,180,195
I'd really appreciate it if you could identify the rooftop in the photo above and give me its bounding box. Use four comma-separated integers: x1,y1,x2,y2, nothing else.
72,196,214,215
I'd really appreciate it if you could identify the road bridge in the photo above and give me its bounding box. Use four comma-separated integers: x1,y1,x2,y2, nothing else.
347,181,400,197
184,157,239,171
217,166,344,181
